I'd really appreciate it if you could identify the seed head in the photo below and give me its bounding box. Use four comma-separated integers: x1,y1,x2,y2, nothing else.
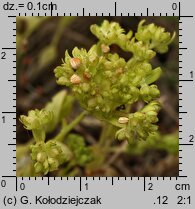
70,58,81,69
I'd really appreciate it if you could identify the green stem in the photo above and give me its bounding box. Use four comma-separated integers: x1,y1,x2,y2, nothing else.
87,122,116,172
54,111,88,142
99,122,116,150
32,128,45,143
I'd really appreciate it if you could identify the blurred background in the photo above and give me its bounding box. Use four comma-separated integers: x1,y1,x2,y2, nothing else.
16,17,179,177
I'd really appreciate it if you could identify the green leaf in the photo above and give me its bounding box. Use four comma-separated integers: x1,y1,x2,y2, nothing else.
39,45,57,69
145,67,162,85
45,90,74,132
126,132,179,155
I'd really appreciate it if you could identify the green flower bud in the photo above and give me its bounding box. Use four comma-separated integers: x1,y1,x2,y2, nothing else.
88,98,97,108
130,40,156,61
116,101,161,142
30,140,72,174
90,20,133,51
147,110,157,116
58,76,69,85
135,20,175,53
115,128,130,141
81,83,90,92
54,66,72,86
67,134,93,166
48,148,59,158
133,112,145,120
20,109,53,131
140,85,160,102
48,158,59,171
34,162,43,173
19,109,53,142
37,152,47,163
43,161,49,172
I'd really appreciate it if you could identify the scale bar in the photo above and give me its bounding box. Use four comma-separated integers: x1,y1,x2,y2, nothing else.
179,79,193,82
2,48,16,50
179,2,181,19
180,15,193,18
143,177,146,191
8,80,16,82
115,2,117,16
2,112,16,113
80,177,82,191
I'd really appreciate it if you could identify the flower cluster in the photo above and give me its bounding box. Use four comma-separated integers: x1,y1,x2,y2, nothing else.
67,134,93,166
19,109,53,142
18,19,176,176
54,20,174,141
135,20,175,53
31,141,72,174
19,91,75,174
116,101,161,142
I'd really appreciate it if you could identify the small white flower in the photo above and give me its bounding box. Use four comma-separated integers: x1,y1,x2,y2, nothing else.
70,58,81,69
118,117,129,124
70,74,81,84
101,44,110,53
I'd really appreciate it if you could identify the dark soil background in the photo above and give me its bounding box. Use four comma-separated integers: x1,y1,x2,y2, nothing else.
16,17,179,177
